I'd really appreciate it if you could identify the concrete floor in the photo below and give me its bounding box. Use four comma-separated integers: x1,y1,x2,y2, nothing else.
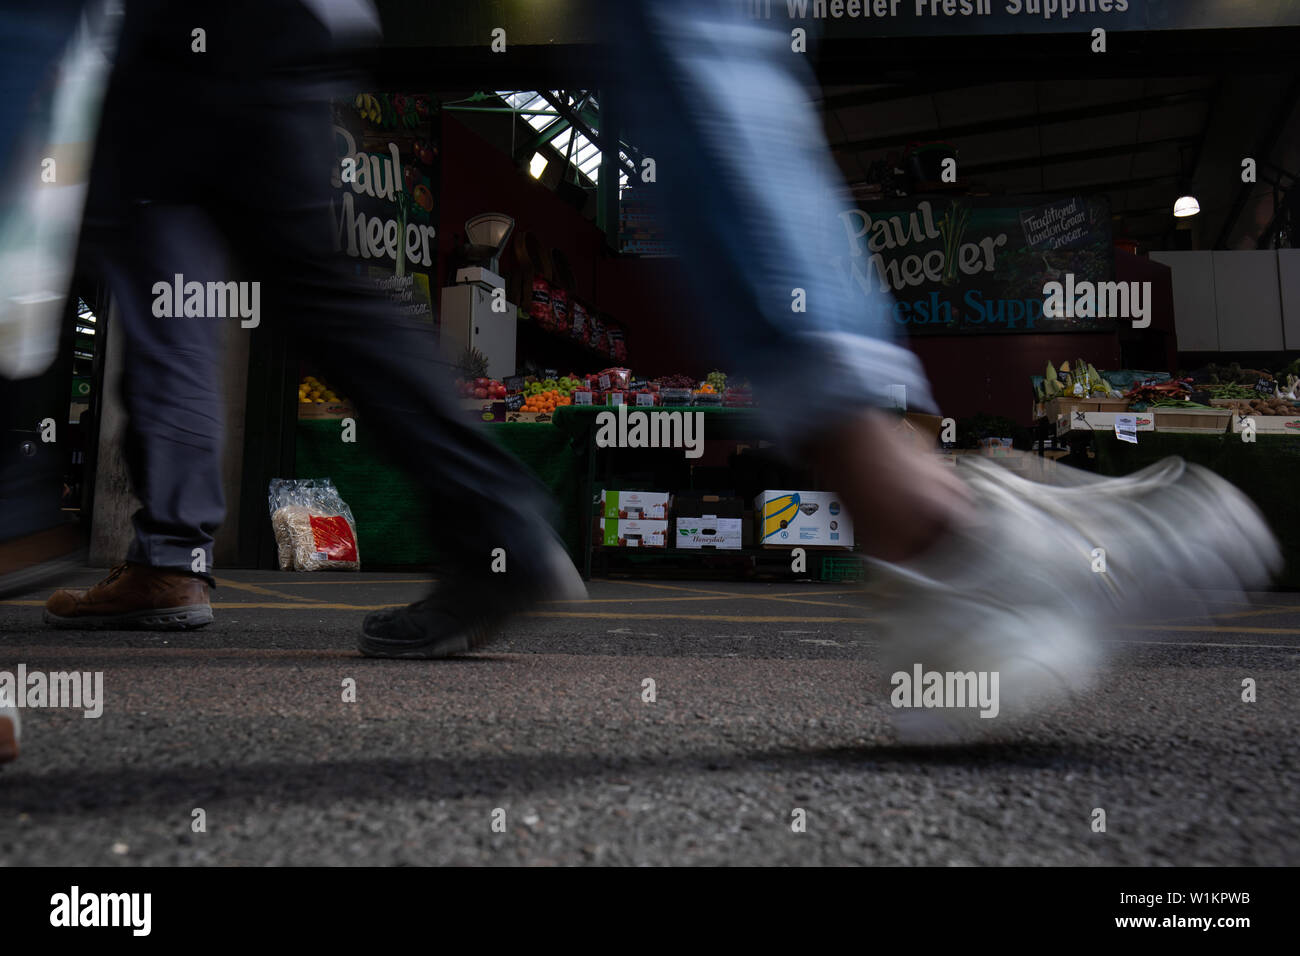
1,570,1297,865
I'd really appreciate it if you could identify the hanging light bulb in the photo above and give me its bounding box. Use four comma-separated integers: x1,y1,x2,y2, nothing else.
1173,194,1200,218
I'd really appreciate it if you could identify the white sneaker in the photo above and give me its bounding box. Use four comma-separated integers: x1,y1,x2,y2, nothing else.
0,703,19,763
869,455,1281,743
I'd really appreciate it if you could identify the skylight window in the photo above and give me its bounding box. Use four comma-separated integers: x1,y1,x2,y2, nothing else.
496,90,632,192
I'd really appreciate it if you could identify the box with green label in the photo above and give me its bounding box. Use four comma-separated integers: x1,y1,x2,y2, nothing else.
599,489,670,520
599,518,669,547
673,493,744,550
674,518,743,549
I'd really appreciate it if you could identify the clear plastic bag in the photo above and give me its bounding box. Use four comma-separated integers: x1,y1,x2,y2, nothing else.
267,478,361,571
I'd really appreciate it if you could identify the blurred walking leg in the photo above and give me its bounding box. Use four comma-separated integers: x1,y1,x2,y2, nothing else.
608,0,1281,737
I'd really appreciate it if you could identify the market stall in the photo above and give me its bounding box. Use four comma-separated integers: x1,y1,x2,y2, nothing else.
293,364,882,578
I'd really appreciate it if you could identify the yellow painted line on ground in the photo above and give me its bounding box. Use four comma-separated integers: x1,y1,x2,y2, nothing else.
0,600,410,610
208,602,408,610
0,598,872,622
214,578,324,603
606,580,867,610
526,610,874,624
1106,639,1300,649
748,595,869,611
545,593,756,605
1205,605,1300,621
618,581,737,597
253,578,438,585
6,594,1293,632
543,592,862,609
1119,623,1300,636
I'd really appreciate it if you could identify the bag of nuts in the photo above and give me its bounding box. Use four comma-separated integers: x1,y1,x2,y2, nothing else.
267,478,361,571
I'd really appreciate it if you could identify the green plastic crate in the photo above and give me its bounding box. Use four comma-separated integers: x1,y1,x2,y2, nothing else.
820,555,865,582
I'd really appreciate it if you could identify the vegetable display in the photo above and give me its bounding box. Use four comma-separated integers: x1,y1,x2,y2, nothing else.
1038,359,1123,401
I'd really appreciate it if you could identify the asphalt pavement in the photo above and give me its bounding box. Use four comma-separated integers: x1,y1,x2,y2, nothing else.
1,570,1297,865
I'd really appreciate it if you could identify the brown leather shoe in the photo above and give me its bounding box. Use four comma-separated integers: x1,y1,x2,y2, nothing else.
43,563,213,630
0,707,18,763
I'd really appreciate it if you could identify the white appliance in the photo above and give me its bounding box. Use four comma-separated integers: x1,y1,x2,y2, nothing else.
439,283,516,380
439,212,518,379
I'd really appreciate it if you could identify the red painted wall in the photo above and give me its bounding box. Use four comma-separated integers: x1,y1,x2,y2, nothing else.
438,113,686,374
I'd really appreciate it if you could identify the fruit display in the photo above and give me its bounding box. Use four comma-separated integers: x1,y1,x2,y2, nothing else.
723,381,754,407
455,345,491,382
705,370,727,392
454,377,507,400
693,381,722,406
593,367,632,391
654,373,696,390
524,375,582,398
353,93,383,124
520,389,572,413
299,375,346,405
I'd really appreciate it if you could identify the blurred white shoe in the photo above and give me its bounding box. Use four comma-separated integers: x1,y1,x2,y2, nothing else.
869,455,1281,743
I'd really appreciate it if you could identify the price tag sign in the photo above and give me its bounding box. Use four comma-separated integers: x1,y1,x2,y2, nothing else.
573,390,593,406
1115,414,1138,444
1255,378,1275,396
504,375,525,393
505,393,526,411
635,392,656,407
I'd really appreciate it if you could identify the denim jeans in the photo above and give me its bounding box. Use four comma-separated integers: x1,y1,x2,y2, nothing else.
610,0,936,446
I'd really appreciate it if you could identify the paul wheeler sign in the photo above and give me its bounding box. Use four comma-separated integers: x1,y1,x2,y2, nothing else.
833,195,1114,334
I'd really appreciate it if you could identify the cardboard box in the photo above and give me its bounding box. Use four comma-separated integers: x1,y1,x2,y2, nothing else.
672,495,744,549
599,518,669,548
504,411,553,424
1230,412,1300,435
1056,409,1153,437
753,490,853,548
954,449,1072,483
673,493,743,519
600,490,670,520
1153,407,1231,434
895,412,944,451
674,518,743,549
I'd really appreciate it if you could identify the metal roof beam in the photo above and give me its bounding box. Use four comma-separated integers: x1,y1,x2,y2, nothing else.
832,88,1213,155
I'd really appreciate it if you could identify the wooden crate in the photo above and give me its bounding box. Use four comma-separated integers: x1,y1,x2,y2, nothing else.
1153,407,1231,434
297,402,355,420
1046,397,1129,419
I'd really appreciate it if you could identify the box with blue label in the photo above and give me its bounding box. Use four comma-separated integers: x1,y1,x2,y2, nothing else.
753,490,854,549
